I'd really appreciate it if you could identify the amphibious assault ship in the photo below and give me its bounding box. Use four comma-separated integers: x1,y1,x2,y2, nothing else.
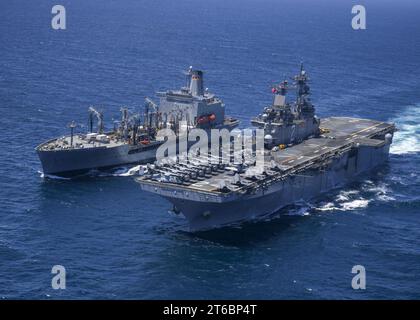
137,65,396,231
36,67,239,177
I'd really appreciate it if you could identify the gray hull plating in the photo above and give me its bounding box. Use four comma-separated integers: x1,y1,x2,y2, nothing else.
37,143,159,176
37,121,238,176
137,66,397,231
157,143,391,231
36,66,239,176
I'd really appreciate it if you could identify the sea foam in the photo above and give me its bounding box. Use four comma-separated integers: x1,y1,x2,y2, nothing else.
390,104,420,155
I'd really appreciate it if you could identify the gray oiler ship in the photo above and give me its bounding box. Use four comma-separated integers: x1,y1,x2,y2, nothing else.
136,65,396,231
36,67,239,176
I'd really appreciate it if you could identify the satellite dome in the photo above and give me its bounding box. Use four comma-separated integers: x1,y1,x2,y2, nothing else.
264,134,273,141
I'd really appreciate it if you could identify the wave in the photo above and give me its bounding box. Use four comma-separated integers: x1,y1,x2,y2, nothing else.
314,179,395,212
390,103,420,155
362,180,396,202
92,165,148,177
84,165,148,177
278,177,397,216
38,165,147,180
285,202,311,216
38,171,71,180
315,199,370,212
111,165,147,177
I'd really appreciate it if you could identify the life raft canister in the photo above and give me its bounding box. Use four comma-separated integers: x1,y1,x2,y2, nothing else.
197,113,216,124
140,139,150,145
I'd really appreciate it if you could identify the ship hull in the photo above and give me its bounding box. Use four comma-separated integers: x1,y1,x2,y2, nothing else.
159,142,391,231
37,122,239,177
37,143,159,177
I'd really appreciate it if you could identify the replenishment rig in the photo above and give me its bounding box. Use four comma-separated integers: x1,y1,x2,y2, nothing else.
137,65,396,231
36,67,239,176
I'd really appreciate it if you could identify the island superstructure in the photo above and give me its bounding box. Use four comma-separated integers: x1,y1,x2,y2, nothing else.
36,67,239,177
136,65,396,231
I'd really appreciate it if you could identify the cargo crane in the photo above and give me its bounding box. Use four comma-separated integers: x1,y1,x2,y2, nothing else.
88,107,104,134
36,66,239,177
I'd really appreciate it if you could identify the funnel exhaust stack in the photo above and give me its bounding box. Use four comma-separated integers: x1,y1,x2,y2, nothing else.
189,70,204,96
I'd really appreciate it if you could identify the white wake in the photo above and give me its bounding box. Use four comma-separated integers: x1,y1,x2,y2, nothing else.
38,171,71,180
38,165,148,179
390,103,420,155
112,165,147,177
315,180,394,213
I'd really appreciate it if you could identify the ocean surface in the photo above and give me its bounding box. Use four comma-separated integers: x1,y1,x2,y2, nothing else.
0,0,419,299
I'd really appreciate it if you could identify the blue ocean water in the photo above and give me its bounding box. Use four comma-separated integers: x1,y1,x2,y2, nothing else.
0,0,419,299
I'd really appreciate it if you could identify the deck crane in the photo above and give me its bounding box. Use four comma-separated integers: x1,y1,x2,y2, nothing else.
88,106,104,134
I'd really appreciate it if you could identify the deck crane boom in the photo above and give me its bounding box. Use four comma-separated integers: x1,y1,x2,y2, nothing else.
88,106,104,134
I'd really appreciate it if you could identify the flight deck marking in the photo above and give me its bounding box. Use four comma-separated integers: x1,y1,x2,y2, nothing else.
279,156,296,163
350,122,383,136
